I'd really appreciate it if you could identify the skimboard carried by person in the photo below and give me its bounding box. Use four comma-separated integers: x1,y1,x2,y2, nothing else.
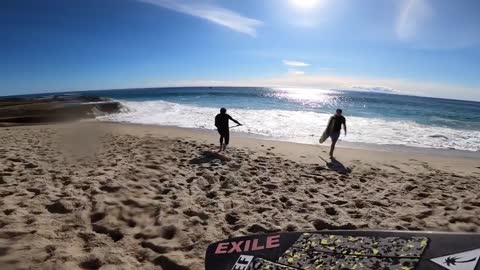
319,109,347,157
215,108,242,152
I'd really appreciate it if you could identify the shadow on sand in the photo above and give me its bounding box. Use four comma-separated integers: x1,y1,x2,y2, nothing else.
320,157,351,175
189,151,231,164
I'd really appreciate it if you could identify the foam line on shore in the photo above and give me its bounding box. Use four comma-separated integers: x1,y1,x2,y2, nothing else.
99,100,480,152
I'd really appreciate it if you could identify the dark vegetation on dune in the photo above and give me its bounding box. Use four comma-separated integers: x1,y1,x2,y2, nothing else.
0,95,122,126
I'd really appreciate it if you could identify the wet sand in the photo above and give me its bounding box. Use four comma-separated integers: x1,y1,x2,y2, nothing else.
0,122,479,269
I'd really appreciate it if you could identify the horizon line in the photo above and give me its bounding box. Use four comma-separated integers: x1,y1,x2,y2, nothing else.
2,85,479,103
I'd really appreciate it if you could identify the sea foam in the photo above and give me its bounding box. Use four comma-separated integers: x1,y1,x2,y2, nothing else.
99,100,480,152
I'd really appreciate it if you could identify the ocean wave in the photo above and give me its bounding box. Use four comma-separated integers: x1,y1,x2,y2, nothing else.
98,100,480,152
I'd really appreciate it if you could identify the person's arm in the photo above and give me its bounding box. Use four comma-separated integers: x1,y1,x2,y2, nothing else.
229,115,241,125
343,119,347,136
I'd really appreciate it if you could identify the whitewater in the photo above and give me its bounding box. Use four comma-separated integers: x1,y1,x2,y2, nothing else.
99,99,480,152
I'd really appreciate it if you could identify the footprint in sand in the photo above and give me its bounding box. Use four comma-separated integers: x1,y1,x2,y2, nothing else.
160,225,177,240
4,209,14,215
224,212,240,226
152,255,189,270
416,209,433,219
46,200,72,214
92,224,124,242
79,256,103,270
324,206,338,216
25,216,36,225
183,209,209,221
90,212,106,223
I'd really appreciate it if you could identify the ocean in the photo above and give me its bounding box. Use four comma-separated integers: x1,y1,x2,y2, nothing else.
22,87,480,152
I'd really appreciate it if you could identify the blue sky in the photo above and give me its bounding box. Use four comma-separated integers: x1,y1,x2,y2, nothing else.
1,0,480,100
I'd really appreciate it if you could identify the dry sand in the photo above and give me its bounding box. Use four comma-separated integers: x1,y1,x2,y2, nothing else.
0,122,479,269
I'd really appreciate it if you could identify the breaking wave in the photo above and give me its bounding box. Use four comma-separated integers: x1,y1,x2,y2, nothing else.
99,100,480,152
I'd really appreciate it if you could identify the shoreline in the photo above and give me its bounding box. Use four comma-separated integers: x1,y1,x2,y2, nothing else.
99,121,480,160
62,120,479,176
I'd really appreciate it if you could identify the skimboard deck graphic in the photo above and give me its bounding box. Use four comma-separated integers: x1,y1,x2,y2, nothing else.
319,130,329,144
233,255,298,270
319,117,336,144
430,249,480,270
205,231,480,270
277,233,427,269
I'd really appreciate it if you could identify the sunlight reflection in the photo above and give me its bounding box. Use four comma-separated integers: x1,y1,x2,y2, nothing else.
271,87,339,108
289,0,323,10
289,0,325,10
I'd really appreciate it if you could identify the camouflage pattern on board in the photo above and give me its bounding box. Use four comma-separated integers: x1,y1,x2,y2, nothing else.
287,233,428,257
276,233,429,270
278,247,419,270
248,257,299,270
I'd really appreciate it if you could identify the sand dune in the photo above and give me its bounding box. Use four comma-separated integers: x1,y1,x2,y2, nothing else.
0,122,479,269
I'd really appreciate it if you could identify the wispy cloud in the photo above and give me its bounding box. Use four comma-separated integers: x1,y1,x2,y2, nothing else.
350,86,396,94
317,67,335,71
395,0,479,49
396,0,433,41
138,0,262,37
155,74,480,101
283,60,310,67
288,70,305,75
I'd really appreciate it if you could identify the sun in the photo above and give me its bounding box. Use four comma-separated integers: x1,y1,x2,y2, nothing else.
290,0,320,9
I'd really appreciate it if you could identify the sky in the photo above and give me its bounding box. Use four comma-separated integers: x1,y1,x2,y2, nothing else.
1,0,480,100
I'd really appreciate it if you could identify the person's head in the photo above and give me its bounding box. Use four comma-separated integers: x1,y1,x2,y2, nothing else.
336,109,343,116
220,107,227,114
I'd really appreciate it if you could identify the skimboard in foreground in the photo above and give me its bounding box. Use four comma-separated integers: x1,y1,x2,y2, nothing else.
205,230,480,270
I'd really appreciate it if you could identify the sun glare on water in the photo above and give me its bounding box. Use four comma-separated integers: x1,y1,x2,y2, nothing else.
273,88,338,107
290,0,321,9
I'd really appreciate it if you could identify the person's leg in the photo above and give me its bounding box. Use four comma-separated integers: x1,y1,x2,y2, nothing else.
223,130,230,151
329,140,337,157
218,130,224,152
329,132,340,157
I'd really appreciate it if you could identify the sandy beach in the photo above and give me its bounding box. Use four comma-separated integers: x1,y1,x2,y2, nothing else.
0,122,479,270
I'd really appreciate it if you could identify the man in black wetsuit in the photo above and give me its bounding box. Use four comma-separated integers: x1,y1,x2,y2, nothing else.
326,109,347,157
215,108,241,152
